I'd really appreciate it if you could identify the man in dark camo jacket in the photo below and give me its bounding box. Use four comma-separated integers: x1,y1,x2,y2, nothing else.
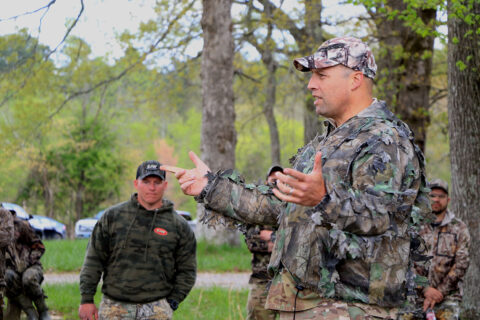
167,36,432,319
78,160,196,320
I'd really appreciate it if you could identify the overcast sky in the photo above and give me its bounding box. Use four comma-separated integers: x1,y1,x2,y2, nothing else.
1,0,157,59
0,0,372,63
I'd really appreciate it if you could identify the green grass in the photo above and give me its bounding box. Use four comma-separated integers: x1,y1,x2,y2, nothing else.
196,240,251,272
42,283,248,320
42,239,89,272
42,238,252,273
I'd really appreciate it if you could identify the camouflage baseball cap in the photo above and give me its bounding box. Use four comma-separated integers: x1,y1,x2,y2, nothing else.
429,178,449,194
293,37,377,79
136,160,166,180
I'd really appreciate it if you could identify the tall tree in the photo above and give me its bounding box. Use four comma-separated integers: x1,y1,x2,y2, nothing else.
242,0,281,165
447,0,480,317
365,0,437,152
263,0,325,143
199,0,239,245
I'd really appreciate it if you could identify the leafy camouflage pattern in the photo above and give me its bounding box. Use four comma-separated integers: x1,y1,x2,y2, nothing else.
417,210,470,300
5,216,46,305
98,295,173,320
5,264,44,297
6,217,45,273
247,277,278,320
293,37,377,79
245,225,274,280
199,100,432,309
80,194,196,305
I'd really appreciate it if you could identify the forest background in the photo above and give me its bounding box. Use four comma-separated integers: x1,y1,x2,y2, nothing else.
0,0,478,317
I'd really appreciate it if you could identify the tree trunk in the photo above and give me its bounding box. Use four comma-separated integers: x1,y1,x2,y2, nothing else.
447,0,480,318
259,0,324,144
262,1,281,165
373,0,436,152
199,0,239,246
301,0,324,143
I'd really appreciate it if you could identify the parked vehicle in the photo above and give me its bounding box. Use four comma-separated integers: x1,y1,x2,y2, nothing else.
74,209,196,238
176,210,197,232
1,202,67,239
74,210,105,238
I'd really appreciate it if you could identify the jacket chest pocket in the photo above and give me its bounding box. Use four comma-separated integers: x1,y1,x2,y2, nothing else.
436,232,457,258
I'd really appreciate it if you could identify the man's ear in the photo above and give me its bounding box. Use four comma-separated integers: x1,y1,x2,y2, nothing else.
351,71,364,91
134,179,139,189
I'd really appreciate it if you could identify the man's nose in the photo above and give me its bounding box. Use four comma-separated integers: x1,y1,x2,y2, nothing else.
307,76,315,91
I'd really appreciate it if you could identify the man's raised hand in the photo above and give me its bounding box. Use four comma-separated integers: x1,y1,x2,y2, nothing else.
161,151,211,196
272,152,326,206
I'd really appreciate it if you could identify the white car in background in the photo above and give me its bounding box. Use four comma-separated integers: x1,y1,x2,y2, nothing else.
74,210,105,238
74,209,196,238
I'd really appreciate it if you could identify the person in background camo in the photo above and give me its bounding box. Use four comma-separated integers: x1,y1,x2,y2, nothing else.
5,212,50,320
245,225,277,320
167,36,432,319
78,160,196,320
414,179,470,320
244,167,281,320
0,205,14,319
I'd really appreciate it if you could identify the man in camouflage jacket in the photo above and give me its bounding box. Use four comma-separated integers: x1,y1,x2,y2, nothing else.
0,206,14,319
79,161,196,320
415,179,470,320
5,213,50,320
169,37,431,319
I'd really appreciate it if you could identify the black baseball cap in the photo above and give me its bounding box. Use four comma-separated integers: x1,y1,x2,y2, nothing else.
429,178,449,194
136,160,166,180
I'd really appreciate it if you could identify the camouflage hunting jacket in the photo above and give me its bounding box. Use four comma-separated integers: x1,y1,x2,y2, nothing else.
244,225,274,281
0,208,14,289
80,194,196,305
197,100,431,308
417,210,470,300
6,217,45,274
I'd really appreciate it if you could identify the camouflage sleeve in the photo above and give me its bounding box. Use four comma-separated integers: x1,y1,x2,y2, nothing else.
311,130,423,236
168,221,196,304
79,213,111,304
0,208,14,248
437,224,471,296
200,170,284,227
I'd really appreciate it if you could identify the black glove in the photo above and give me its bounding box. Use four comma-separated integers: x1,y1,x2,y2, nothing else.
167,298,179,311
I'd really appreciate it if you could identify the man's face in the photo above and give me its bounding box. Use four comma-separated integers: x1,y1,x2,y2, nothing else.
134,176,167,210
429,188,449,215
307,65,353,121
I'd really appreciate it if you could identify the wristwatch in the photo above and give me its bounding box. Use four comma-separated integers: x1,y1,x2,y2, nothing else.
167,298,179,311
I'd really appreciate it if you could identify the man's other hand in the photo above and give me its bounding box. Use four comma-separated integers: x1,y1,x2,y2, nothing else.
78,303,98,320
423,286,444,311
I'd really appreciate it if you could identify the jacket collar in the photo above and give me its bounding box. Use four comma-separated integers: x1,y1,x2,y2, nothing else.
130,193,174,213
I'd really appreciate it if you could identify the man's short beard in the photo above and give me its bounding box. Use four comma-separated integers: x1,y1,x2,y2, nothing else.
432,208,446,215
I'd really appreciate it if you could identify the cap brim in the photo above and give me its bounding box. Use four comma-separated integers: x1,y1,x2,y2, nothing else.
137,173,165,181
293,57,313,72
430,185,448,194
293,56,340,72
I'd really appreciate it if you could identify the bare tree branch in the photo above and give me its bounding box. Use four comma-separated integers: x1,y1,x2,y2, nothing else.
0,0,57,22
